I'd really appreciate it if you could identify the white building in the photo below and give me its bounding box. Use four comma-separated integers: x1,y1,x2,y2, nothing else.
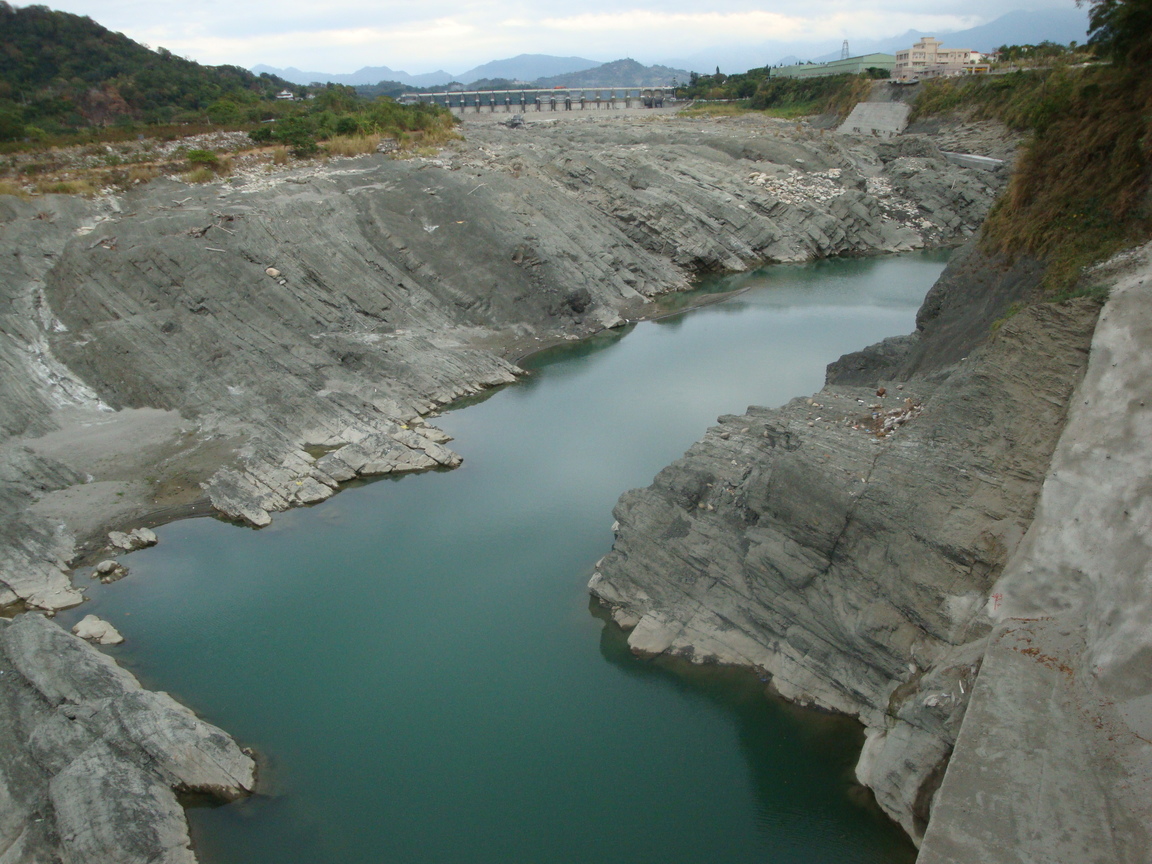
894,37,986,79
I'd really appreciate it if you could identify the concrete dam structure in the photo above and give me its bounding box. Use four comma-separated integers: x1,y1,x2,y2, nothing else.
401,86,675,113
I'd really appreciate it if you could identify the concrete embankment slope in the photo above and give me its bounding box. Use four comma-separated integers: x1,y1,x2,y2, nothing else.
838,102,910,139
919,243,1152,864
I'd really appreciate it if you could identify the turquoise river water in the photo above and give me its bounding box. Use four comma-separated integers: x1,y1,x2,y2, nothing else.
63,250,952,864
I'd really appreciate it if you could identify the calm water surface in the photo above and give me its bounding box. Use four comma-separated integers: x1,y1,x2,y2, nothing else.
66,251,951,864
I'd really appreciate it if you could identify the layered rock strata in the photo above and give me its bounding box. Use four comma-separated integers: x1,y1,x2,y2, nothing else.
1,115,1002,615
0,114,1005,861
0,613,255,864
590,242,1102,843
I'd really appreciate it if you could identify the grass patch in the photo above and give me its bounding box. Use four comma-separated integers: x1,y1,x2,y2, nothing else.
979,66,1152,292
1048,282,1112,305
323,134,380,157
914,63,1152,292
910,68,1084,132
0,180,29,198
186,148,220,167
989,301,1024,333
680,103,753,117
127,165,160,184
820,75,878,120
181,166,217,184
184,150,231,176
34,178,97,196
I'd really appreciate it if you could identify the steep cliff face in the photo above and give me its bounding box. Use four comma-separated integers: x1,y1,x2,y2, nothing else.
918,243,1152,864
590,243,1101,842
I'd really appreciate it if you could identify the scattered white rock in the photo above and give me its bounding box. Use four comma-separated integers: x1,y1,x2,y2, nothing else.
71,615,124,645
748,167,845,205
265,267,281,277
108,528,158,551
93,560,128,583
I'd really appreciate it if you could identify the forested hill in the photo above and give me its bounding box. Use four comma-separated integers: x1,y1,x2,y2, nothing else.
0,2,291,139
534,59,688,88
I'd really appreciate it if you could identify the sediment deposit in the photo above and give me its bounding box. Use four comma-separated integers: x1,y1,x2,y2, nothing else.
0,111,1004,861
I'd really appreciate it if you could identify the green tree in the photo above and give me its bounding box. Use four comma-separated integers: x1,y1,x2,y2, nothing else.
272,115,318,157
0,105,24,141
1080,0,1152,64
207,99,240,124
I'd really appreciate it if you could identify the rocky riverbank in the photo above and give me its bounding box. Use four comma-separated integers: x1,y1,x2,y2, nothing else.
590,224,1152,857
0,112,1004,862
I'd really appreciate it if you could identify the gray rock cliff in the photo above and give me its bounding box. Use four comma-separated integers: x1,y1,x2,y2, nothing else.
590,241,1102,843
0,113,1005,861
0,613,254,864
1,115,1000,613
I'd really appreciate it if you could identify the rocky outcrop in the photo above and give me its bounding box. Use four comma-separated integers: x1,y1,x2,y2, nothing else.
108,528,158,552
1,114,1002,615
590,242,1101,842
0,113,1008,862
0,613,255,864
70,614,124,644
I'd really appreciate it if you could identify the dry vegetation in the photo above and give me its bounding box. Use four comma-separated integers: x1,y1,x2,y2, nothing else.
914,65,1152,293
984,67,1151,292
323,134,381,157
0,128,453,198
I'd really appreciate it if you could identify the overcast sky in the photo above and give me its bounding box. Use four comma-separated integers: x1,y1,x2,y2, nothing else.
41,0,1079,74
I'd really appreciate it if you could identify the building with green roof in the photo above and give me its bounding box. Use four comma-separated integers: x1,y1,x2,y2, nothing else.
772,53,896,79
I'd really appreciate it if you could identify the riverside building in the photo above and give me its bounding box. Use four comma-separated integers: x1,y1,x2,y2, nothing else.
894,37,988,79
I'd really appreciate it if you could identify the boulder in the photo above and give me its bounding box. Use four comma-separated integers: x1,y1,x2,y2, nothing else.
71,614,124,645
108,528,158,552
94,559,129,582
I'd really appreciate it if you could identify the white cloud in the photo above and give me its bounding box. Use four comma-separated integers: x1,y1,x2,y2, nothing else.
41,0,1079,74
536,9,979,43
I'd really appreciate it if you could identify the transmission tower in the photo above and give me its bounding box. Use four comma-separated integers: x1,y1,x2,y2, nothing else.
841,40,850,60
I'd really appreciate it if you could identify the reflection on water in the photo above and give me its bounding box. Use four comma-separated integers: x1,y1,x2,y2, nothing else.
61,251,949,864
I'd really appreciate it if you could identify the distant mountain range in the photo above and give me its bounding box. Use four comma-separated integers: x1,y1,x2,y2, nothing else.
255,7,1093,89
660,7,1091,72
534,59,688,88
456,54,601,84
250,64,454,88
254,54,604,88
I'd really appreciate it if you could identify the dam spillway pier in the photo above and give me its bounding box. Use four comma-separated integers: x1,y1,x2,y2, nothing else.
400,86,675,113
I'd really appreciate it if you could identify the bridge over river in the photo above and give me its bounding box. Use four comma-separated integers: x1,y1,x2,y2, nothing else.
400,87,676,113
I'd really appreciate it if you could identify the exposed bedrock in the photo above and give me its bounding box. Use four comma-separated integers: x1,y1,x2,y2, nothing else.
0,613,255,864
0,115,1001,613
0,115,1004,863
590,241,1101,843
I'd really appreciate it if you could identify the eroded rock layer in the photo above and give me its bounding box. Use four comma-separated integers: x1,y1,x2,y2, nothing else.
1,115,1001,614
0,614,254,864
0,113,1005,862
590,244,1101,842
